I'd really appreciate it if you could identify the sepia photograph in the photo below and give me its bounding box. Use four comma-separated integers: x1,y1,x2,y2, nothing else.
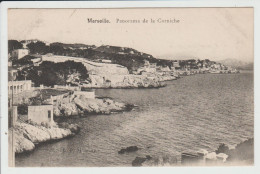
4,7,255,168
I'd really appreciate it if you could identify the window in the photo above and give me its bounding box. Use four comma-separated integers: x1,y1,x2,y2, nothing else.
48,110,51,119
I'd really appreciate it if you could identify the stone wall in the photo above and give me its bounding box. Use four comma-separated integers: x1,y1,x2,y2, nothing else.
42,55,129,75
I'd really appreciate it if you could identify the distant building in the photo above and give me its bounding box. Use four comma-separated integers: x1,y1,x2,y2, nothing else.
8,80,32,95
28,105,54,125
142,60,157,73
172,61,180,68
144,60,150,67
129,50,134,54
11,49,29,59
45,41,50,46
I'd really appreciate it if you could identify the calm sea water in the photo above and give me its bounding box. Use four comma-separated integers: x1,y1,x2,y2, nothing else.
16,72,254,167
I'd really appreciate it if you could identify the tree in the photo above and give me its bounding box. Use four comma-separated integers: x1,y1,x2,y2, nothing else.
27,41,49,54
8,40,23,53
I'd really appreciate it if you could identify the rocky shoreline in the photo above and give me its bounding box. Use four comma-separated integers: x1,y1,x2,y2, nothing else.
11,121,80,154
53,93,135,117
12,91,135,154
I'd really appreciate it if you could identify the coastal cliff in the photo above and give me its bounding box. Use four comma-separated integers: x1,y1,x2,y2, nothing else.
12,121,80,154
85,74,167,88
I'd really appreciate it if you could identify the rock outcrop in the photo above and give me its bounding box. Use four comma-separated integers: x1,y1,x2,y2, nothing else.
53,94,134,117
12,121,79,154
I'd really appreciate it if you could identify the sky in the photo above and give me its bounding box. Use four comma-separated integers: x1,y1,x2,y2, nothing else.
8,8,254,62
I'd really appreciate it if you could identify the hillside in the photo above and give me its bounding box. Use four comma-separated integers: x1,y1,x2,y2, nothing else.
9,40,173,72
9,40,243,72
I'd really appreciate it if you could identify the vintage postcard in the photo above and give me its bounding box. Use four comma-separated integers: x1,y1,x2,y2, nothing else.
0,1,259,173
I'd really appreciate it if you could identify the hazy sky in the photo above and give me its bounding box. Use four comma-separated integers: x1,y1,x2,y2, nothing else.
8,8,253,62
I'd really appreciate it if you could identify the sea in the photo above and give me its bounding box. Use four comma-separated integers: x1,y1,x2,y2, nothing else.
16,71,254,167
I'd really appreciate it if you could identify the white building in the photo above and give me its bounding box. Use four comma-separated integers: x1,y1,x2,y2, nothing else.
172,61,180,68
11,49,29,59
8,80,32,95
28,105,54,125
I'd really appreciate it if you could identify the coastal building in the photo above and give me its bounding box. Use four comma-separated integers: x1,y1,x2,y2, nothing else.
28,105,54,125
141,60,157,73
11,49,29,59
172,61,180,69
8,80,32,95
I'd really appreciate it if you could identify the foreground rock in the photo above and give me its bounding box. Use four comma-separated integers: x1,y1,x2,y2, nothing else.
181,138,254,166
215,138,254,164
132,156,150,167
13,121,80,154
132,155,178,167
118,146,139,154
53,93,134,117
